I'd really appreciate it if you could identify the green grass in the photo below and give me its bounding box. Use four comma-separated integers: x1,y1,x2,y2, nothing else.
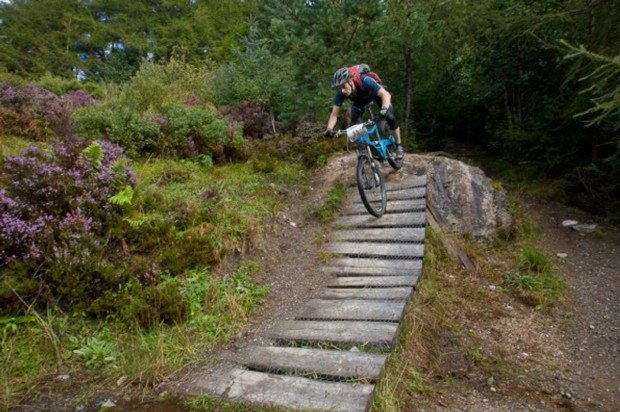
505,245,565,307
0,264,268,409
592,229,611,241
314,182,347,223
186,395,288,411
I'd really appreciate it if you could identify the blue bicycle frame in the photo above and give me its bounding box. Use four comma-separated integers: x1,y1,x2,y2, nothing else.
351,119,398,162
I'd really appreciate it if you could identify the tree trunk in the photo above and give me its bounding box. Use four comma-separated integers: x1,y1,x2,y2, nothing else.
503,87,513,131
403,44,413,141
270,110,277,136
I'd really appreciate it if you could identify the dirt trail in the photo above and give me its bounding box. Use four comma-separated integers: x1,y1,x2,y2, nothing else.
529,199,620,410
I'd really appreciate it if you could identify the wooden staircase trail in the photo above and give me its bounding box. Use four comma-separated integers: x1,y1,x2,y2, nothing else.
181,175,427,411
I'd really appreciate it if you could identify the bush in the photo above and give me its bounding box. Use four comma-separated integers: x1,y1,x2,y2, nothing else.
36,73,105,100
221,101,272,139
75,101,233,159
73,104,162,157
162,102,229,157
123,57,213,112
0,139,136,311
0,81,98,139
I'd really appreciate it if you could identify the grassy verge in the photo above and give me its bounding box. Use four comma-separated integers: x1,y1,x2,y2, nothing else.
372,197,566,410
186,395,287,411
0,263,268,409
314,182,347,223
0,154,306,409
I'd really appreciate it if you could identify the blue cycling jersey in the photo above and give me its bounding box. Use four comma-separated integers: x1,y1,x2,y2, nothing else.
334,76,382,108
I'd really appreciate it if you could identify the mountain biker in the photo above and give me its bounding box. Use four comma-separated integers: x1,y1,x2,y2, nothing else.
325,66,404,159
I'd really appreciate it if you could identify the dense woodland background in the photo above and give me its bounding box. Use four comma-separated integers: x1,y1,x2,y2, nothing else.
0,1,618,406
1,0,618,210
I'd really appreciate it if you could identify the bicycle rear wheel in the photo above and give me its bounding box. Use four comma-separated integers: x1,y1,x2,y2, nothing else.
356,155,387,217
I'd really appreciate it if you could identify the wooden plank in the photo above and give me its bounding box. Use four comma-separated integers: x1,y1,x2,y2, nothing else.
334,212,426,228
332,227,425,242
323,265,422,277
269,320,397,347
298,299,406,321
345,199,426,214
236,346,387,380
350,187,425,203
328,242,424,258
186,368,374,412
388,187,426,200
327,257,423,271
321,287,413,300
329,275,418,288
385,175,427,190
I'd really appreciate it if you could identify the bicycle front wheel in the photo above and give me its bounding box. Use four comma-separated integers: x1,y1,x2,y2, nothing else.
356,155,387,217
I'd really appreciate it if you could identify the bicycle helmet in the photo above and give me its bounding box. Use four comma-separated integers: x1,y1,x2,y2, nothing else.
332,67,351,88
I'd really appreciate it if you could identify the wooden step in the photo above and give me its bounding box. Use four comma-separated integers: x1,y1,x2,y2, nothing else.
328,242,424,258
385,175,427,190
326,257,423,271
321,287,413,300
298,299,406,321
350,187,425,203
185,368,374,412
236,346,387,380
328,275,419,288
345,199,425,214
331,227,425,242
323,265,422,277
334,211,426,228
269,320,397,347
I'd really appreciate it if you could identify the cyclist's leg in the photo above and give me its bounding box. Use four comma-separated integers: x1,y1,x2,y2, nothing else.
379,101,404,157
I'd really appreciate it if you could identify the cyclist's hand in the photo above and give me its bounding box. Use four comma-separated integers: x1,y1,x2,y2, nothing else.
324,128,334,138
380,106,388,117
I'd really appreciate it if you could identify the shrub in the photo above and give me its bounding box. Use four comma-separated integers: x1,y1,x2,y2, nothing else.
0,81,98,139
73,104,162,157
36,73,105,99
123,57,213,112
162,102,228,157
221,101,272,139
75,101,233,159
0,139,135,310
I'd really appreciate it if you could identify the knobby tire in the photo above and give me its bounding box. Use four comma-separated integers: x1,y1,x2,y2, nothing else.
356,155,387,217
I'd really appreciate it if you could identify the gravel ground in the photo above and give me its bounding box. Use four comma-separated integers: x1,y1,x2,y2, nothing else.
530,199,620,410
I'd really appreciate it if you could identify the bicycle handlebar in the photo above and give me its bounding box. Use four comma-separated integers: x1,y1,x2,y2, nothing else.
334,119,376,138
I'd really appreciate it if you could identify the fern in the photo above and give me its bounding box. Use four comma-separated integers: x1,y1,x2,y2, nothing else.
110,158,128,176
109,185,134,206
82,142,104,168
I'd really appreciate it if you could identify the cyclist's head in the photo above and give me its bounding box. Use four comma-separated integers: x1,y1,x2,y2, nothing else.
332,67,351,88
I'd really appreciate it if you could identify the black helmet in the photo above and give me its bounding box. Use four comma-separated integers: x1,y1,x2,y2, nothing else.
332,67,351,88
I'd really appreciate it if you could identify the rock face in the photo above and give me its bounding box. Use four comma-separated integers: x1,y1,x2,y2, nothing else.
402,154,513,243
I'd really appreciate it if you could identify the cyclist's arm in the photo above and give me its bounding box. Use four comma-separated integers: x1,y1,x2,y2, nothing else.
378,87,391,109
327,105,340,130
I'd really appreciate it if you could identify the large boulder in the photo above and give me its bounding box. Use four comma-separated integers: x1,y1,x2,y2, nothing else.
398,154,513,243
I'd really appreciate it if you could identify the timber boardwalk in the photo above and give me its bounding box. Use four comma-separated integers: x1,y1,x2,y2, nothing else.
179,175,427,411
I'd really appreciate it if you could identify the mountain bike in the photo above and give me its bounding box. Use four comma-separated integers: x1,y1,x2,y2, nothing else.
335,110,403,217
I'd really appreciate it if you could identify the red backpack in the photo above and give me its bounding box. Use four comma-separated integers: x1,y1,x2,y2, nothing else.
349,64,382,91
